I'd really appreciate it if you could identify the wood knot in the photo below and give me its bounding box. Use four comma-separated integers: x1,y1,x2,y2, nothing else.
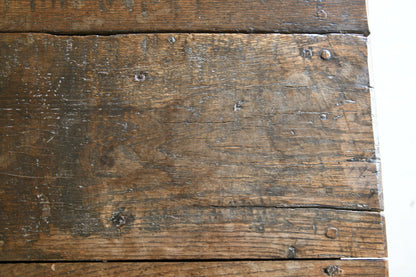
111,211,127,228
324,265,343,276
99,154,115,168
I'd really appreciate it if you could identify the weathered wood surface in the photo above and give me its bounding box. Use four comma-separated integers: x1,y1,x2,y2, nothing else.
0,259,388,276
0,207,386,260
0,0,369,35
0,33,385,260
0,33,380,210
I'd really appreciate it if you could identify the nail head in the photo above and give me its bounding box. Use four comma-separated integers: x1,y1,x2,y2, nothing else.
134,72,146,82
168,36,176,44
287,246,296,258
325,227,338,239
321,49,332,60
317,9,328,19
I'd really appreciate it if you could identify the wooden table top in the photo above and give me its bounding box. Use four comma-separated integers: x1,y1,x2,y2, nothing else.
0,1,387,276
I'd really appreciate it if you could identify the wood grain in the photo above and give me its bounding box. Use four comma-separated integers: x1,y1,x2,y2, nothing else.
0,33,380,211
0,33,385,261
0,207,387,260
0,259,388,276
0,0,369,35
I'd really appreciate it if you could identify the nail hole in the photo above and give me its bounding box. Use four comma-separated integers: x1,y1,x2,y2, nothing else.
233,100,245,112
302,48,313,59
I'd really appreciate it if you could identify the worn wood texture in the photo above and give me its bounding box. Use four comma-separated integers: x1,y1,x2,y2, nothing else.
0,207,387,260
0,0,369,35
0,259,388,276
0,33,385,260
0,33,380,210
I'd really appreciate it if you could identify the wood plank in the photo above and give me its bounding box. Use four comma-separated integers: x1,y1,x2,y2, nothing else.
0,0,369,34
0,208,386,260
0,33,385,260
0,33,380,211
0,259,388,276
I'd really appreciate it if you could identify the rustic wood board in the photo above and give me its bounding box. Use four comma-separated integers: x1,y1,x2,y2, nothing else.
0,0,369,35
0,259,388,276
0,33,385,261
0,207,386,260
0,33,380,210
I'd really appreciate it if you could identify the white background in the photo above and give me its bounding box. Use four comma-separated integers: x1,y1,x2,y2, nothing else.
367,0,416,275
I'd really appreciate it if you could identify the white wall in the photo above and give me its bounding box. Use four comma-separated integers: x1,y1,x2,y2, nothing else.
367,0,416,276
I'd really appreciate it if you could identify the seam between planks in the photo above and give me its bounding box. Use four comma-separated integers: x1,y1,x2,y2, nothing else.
206,206,383,213
0,258,389,264
0,30,370,36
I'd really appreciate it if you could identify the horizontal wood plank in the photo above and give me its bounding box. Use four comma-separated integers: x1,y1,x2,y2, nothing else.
0,0,369,34
0,33,385,261
0,33,380,211
0,208,386,260
0,260,388,276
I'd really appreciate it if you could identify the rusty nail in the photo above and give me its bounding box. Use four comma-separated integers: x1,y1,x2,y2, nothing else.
325,227,338,239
